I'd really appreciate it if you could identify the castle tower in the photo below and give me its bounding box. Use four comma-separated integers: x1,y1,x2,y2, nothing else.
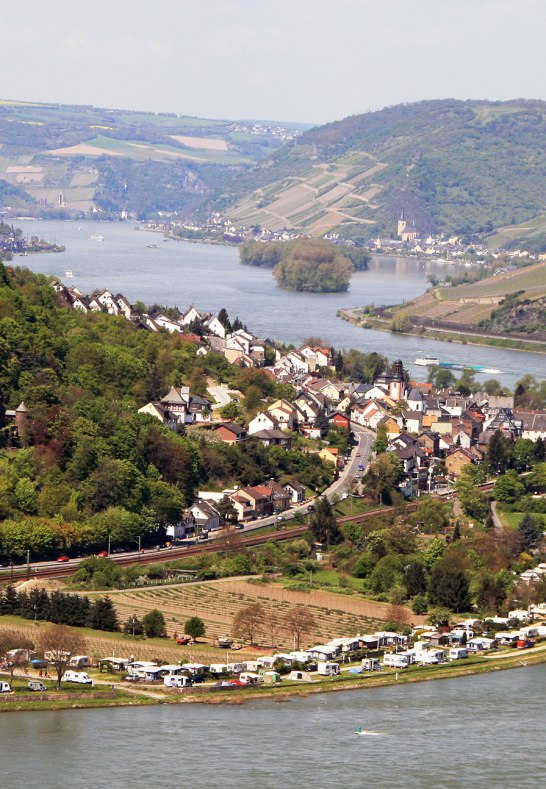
389,360,406,402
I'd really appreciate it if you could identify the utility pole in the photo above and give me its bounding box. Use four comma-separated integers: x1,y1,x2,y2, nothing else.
26,548,30,579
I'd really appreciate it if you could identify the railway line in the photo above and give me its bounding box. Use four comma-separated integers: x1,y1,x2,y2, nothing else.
0,481,498,586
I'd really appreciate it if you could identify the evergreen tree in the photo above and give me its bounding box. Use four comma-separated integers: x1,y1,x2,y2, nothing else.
429,560,471,613
217,308,232,333
0,585,19,615
88,596,119,632
486,430,512,474
309,497,342,547
535,437,545,462
315,408,330,439
518,513,542,552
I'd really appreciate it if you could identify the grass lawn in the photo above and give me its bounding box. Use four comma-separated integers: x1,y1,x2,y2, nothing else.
497,510,546,529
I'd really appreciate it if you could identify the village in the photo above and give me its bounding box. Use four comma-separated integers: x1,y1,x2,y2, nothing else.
42,277,546,542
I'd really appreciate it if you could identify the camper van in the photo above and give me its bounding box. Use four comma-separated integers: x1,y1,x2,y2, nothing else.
164,675,192,688
239,672,263,685
27,680,47,692
0,681,11,693
64,671,93,685
317,661,340,676
383,653,410,669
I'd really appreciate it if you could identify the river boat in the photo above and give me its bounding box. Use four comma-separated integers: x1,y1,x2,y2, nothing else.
147,244,158,249
439,362,503,374
89,235,104,241
65,270,74,278
414,355,439,366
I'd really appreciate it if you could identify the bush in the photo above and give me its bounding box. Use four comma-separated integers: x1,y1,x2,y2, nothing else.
411,595,428,615
142,609,166,638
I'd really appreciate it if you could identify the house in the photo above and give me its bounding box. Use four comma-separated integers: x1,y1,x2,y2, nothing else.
214,422,247,444
248,412,278,435
319,447,339,465
166,511,197,540
188,499,222,531
267,400,297,431
406,387,426,412
237,487,273,518
152,313,183,333
516,411,546,441
445,447,475,477
205,315,227,339
229,495,255,521
180,305,204,326
262,481,291,512
252,429,292,448
329,411,350,430
381,415,402,439
401,411,422,434
284,480,306,504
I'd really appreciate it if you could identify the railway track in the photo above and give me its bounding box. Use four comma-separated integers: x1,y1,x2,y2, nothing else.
0,483,497,585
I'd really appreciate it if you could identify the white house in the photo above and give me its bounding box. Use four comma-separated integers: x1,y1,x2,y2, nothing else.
248,412,278,435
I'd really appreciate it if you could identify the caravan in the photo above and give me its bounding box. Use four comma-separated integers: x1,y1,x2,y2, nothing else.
64,671,93,685
383,653,410,669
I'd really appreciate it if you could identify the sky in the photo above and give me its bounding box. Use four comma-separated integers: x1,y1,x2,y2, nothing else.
2,0,545,125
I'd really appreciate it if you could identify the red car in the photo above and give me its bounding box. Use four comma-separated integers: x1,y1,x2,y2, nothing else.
175,636,192,645
97,550,108,558
56,555,70,563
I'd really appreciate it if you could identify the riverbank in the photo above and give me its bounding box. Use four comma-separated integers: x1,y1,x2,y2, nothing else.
339,309,546,355
2,645,545,713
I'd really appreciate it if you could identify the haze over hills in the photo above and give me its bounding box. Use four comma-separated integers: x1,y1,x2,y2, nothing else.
0,99,305,219
1,98,545,247
221,99,546,242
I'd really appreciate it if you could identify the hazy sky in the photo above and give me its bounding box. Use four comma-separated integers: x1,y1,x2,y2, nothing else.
2,0,545,124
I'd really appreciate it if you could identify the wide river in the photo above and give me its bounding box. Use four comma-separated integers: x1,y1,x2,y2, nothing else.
2,664,545,788
19,219,545,387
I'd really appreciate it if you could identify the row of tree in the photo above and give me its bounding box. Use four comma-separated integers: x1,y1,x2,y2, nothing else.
0,585,118,631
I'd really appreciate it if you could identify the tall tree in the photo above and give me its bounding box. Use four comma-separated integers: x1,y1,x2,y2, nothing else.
232,602,264,645
284,606,316,650
309,497,342,547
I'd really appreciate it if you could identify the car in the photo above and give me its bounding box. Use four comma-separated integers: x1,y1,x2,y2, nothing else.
111,547,126,554
235,523,245,530
307,504,316,513
124,675,140,682
356,452,361,457
97,550,108,558
56,555,70,563
175,635,192,645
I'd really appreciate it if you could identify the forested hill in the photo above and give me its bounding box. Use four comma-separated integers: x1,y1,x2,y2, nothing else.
222,99,546,239
0,263,336,562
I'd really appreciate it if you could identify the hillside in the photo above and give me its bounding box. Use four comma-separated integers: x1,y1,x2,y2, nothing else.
0,100,305,219
221,99,546,240
376,260,546,342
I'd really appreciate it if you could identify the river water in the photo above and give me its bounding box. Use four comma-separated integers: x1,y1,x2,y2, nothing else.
18,219,545,387
2,664,545,788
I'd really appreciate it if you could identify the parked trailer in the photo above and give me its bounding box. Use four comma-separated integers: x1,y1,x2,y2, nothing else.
164,675,192,688
317,662,340,676
361,658,381,672
383,654,410,669
449,648,468,660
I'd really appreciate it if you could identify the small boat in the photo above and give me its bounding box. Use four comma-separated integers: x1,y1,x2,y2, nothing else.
217,637,234,648
89,234,104,241
147,244,158,249
414,355,439,367
65,270,74,278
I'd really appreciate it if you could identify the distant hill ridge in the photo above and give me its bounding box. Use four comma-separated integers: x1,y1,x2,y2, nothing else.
221,99,546,240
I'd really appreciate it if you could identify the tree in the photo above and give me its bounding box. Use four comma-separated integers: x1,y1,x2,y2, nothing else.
217,308,232,333
184,616,206,642
309,497,342,547
486,430,513,475
428,560,471,613
274,239,353,293
426,607,451,628
263,609,283,648
232,602,264,645
403,561,427,598
363,453,403,504
373,423,388,454
215,495,238,525
142,609,166,638
36,624,86,689
284,606,316,650
88,596,119,632
518,513,542,552
494,469,525,503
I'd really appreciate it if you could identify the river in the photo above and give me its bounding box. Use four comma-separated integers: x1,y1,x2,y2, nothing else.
18,219,545,387
2,664,545,788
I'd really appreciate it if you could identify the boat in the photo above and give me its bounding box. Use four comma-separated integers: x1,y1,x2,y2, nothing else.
414,355,440,367
147,244,158,249
217,637,234,648
65,270,74,278
439,362,503,375
89,235,104,241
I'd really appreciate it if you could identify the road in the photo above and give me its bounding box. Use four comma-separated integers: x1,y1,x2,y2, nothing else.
206,380,233,410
